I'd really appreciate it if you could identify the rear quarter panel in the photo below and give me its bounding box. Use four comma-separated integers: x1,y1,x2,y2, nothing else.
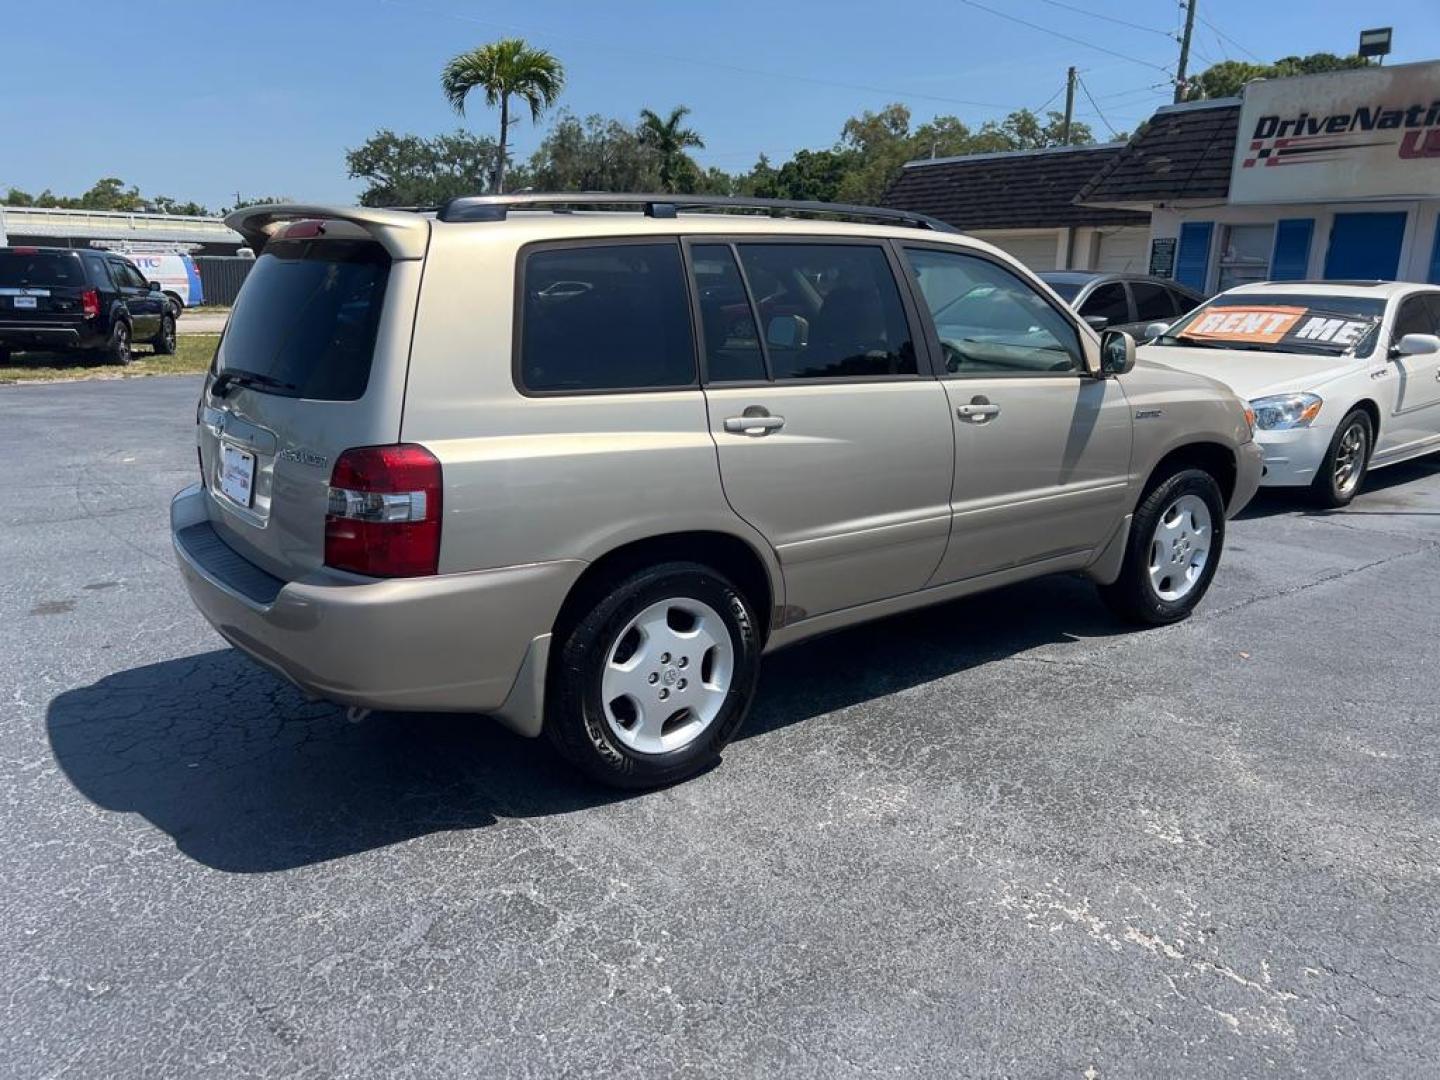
399,225,783,597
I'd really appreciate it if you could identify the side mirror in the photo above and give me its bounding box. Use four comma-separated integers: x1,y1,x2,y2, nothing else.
766,314,809,349
1100,329,1137,376
1143,321,1170,340
1083,314,1110,331
1394,332,1440,357
148,280,162,291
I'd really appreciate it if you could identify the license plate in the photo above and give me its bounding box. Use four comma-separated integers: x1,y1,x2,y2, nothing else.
219,443,256,507
13,296,37,309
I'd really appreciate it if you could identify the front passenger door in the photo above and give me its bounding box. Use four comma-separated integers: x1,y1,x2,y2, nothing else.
1385,292,1440,455
900,245,1133,584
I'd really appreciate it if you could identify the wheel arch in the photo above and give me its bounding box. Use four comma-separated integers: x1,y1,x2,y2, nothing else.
551,529,780,647
1140,440,1237,507
1347,397,1381,441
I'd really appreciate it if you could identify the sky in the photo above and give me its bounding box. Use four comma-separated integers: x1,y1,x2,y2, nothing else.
2,0,1437,212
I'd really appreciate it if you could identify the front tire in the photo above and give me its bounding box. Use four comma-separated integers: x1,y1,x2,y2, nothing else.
1310,409,1371,508
546,561,761,789
152,313,177,355
1100,468,1225,626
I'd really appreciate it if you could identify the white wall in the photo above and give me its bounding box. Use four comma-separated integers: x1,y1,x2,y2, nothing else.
1150,200,1440,290
968,225,1151,273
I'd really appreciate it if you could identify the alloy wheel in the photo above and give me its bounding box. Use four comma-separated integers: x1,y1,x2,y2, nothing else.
600,597,735,755
1147,493,1212,602
1333,422,1367,497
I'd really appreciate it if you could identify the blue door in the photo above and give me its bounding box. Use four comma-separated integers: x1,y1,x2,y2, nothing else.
1323,212,1407,280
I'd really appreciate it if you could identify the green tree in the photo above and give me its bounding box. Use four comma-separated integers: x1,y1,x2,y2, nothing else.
346,129,502,206
441,38,565,194
637,106,705,193
1187,52,1371,100
526,112,655,192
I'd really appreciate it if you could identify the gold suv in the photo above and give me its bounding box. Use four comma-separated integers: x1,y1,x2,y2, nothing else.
172,195,1261,787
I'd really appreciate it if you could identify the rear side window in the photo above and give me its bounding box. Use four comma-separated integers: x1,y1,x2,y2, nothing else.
82,254,113,287
1132,282,1177,322
0,251,85,287
217,238,391,401
733,244,916,380
519,243,695,392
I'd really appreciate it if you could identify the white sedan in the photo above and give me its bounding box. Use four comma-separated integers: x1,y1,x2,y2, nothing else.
1139,281,1440,506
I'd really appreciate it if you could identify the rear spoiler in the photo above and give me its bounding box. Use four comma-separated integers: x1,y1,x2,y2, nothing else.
224,204,429,261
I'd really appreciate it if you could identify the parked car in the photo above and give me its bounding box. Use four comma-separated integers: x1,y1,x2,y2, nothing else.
1040,271,1205,339
0,246,176,364
1140,280,1440,507
171,195,1261,788
122,251,205,317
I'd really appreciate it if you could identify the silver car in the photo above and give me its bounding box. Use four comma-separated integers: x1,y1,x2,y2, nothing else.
172,195,1261,788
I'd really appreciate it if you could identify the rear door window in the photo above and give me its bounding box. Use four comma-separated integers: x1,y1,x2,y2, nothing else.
732,243,916,380
216,238,391,401
1132,282,1177,322
518,243,696,392
0,251,85,287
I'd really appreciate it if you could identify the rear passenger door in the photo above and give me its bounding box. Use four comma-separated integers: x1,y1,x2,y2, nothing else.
899,244,1132,583
690,239,954,619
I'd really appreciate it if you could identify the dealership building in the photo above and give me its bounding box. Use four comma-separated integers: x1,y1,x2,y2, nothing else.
887,59,1440,289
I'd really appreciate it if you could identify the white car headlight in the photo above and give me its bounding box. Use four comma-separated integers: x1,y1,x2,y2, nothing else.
1248,393,1323,430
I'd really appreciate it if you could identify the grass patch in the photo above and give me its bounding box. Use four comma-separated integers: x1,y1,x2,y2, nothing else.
0,335,219,384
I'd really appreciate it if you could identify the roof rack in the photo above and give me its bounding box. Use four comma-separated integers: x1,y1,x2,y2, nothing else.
433,192,958,232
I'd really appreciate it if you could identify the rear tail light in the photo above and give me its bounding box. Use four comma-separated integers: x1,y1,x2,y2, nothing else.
324,444,442,577
81,288,100,318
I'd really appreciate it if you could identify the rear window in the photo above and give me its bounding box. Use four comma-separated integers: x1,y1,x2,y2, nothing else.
518,243,696,392
0,251,86,288
216,238,391,400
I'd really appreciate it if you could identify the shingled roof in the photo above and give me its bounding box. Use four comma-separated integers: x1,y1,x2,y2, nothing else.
882,143,1147,230
1076,98,1241,208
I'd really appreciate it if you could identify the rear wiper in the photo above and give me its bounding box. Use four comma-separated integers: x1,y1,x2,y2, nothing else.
211,369,296,397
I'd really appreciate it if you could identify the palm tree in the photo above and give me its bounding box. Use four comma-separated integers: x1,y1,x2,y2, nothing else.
638,106,705,193
442,39,564,194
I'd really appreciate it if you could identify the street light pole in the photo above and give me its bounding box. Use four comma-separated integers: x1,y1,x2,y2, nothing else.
1174,0,1197,103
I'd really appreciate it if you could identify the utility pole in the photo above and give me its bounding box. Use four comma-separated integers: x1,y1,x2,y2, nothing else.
1062,66,1077,144
1174,0,1196,103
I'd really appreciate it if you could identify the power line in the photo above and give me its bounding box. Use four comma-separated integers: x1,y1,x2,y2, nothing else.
1030,0,1174,37
956,0,1174,75
1077,75,1124,138
1197,12,1265,62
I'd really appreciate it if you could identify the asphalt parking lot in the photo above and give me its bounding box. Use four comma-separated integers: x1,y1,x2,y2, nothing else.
4,376,1439,1078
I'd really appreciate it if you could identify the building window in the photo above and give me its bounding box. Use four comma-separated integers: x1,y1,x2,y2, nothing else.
1216,224,1274,292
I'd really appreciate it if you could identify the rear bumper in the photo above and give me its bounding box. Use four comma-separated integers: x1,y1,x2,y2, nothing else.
0,321,93,350
1230,440,1265,514
170,484,583,733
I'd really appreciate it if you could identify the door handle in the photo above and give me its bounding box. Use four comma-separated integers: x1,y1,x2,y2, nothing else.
957,396,1001,423
724,412,785,435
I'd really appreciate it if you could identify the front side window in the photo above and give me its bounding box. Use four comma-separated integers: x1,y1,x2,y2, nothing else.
732,244,916,380
1392,294,1440,343
519,243,695,392
905,247,1084,376
1081,282,1129,324
1132,282,1177,322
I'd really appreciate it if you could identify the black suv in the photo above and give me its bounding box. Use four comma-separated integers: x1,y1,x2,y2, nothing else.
0,247,176,365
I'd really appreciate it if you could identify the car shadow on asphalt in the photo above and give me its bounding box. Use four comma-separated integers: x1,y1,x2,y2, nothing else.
1236,454,1440,520
47,575,1125,874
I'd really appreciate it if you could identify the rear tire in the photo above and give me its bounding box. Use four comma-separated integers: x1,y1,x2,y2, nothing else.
545,561,761,789
151,313,177,355
97,320,132,366
164,293,183,319
1310,409,1371,508
1099,468,1226,626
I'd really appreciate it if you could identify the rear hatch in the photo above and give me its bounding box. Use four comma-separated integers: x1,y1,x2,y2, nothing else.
0,249,91,323
198,212,428,582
